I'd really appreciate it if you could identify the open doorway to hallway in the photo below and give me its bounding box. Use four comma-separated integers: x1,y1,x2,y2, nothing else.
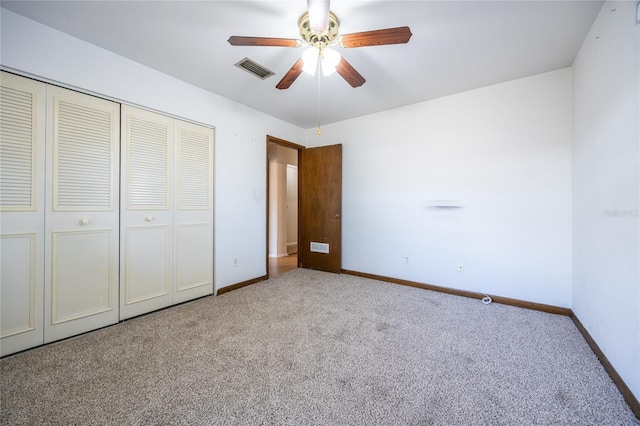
267,136,303,278
268,254,298,277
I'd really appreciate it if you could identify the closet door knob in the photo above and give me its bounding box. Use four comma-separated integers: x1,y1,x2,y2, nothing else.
145,215,154,222
79,218,91,225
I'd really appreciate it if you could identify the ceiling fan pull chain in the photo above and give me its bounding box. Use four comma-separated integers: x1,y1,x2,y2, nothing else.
317,63,322,135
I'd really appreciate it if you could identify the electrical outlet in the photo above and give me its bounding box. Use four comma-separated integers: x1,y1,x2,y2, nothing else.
233,258,238,267
457,261,463,272
404,256,410,265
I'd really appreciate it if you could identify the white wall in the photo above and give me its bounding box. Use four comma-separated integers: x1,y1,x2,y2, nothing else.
572,1,640,401
268,147,280,258
306,69,573,308
268,144,298,257
286,164,299,252
0,9,306,291
268,144,286,258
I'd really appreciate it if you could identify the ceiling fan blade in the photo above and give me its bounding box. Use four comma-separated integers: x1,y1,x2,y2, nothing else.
276,58,305,90
336,57,365,88
228,36,301,47
339,26,412,48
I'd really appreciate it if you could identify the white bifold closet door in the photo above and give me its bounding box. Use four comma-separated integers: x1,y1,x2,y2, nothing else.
120,106,213,320
0,72,46,356
120,107,173,318
44,86,120,343
173,120,214,304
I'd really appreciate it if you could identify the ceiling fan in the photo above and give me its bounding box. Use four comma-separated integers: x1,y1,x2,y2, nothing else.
228,0,412,90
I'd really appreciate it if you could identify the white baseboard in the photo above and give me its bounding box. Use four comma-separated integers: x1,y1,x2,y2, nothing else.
269,253,289,258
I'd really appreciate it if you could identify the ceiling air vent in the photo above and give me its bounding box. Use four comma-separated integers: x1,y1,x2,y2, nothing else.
234,57,275,80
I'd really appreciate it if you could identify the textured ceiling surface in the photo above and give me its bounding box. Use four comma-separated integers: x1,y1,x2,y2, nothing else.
1,1,603,128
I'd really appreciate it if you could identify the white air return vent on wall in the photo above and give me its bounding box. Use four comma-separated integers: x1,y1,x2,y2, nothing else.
234,57,275,80
310,242,329,254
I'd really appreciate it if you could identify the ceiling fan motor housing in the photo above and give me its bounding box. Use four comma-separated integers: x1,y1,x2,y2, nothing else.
298,11,340,49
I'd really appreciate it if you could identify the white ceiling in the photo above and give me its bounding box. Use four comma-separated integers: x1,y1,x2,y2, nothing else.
1,0,603,129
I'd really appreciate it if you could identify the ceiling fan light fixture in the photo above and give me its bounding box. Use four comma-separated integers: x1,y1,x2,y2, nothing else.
321,48,340,76
229,6,410,90
307,0,330,34
302,47,319,75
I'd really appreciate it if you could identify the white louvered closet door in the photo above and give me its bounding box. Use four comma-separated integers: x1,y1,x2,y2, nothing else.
44,86,120,343
0,72,46,356
173,121,214,304
120,106,173,320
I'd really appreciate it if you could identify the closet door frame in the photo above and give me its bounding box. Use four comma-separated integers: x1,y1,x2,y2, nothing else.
1,72,215,352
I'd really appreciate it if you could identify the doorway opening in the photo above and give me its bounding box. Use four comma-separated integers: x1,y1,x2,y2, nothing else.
266,136,304,278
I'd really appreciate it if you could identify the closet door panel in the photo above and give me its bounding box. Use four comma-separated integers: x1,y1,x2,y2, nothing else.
0,235,36,334
0,72,46,356
0,233,40,354
45,86,119,343
120,105,173,320
123,226,170,306
175,223,211,293
176,124,212,211
173,122,213,303
50,230,114,323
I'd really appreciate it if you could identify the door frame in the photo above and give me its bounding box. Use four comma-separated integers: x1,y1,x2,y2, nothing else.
265,135,304,276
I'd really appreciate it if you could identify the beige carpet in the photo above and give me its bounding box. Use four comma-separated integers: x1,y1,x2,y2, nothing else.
1,269,638,425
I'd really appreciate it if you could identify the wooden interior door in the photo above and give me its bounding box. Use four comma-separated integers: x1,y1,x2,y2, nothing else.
299,144,342,273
